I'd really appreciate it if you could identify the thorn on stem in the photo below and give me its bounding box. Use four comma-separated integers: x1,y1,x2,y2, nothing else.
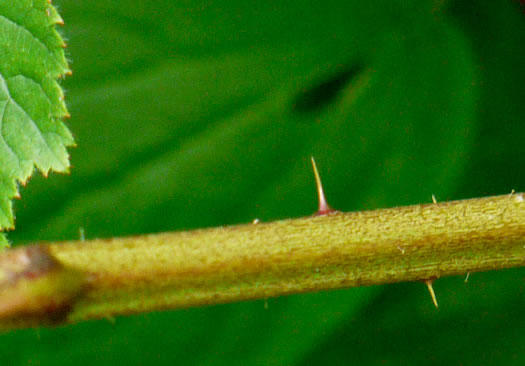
310,156,335,215
507,190,524,203
464,272,470,283
431,194,437,204
424,279,439,308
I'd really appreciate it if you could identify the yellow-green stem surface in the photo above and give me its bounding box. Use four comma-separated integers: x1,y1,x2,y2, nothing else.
1,193,525,330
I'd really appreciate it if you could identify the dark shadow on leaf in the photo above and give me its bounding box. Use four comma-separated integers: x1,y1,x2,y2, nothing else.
292,62,365,114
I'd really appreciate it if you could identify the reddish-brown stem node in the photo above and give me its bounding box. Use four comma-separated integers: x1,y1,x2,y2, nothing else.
0,246,86,326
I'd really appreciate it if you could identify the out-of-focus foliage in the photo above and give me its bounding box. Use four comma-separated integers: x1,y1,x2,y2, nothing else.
3,0,524,365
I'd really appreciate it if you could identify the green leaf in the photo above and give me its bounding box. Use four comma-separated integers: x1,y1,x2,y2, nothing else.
0,0,73,246
2,0,524,365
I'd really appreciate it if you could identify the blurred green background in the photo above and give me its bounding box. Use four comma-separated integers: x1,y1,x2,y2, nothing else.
3,0,525,364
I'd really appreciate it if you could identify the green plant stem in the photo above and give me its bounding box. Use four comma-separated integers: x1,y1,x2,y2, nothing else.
1,193,525,330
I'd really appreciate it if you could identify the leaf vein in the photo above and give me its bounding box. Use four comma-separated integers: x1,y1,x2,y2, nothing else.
0,14,60,69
